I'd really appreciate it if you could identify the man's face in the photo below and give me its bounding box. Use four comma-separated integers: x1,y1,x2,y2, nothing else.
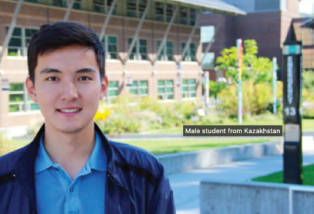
26,45,107,134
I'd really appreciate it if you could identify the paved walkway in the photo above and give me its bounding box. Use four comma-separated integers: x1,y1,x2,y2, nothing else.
169,136,314,214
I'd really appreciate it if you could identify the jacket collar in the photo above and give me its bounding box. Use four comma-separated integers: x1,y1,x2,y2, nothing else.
12,123,124,206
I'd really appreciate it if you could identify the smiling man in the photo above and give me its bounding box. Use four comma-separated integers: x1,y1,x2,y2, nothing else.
0,22,175,214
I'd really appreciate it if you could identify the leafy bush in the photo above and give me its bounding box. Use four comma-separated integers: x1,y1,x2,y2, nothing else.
302,70,314,92
301,71,314,118
217,80,281,117
94,95,202,134
209,80,228,98
302,89,314,118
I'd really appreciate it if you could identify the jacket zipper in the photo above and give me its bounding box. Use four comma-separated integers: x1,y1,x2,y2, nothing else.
11,171,38,214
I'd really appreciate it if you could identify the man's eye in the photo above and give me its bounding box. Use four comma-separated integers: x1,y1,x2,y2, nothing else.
79,76,92,81
47,77,59,81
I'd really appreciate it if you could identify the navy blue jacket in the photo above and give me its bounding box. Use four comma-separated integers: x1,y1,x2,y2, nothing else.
0,124,176,214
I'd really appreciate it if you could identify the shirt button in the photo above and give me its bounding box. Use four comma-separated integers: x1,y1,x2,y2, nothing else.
54,167,59,171
69,186,74,192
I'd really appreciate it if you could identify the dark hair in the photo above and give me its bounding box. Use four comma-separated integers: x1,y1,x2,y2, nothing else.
27,21,105,83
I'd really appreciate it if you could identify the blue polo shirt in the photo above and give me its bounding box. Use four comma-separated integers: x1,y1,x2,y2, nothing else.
34,133,106,214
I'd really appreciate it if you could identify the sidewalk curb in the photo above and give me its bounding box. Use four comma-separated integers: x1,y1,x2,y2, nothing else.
158,141,283,175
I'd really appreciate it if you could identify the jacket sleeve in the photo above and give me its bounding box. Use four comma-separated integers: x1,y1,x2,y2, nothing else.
147,163,176,214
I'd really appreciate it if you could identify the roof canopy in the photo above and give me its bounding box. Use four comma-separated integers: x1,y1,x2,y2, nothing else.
300,18,314,29
166,0,246,15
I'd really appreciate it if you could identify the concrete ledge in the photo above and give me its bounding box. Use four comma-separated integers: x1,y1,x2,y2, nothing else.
157,141,283,175
200,179,314,214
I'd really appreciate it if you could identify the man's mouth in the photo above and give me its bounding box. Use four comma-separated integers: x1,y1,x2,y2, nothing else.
57,108,82,114
58,109,81,113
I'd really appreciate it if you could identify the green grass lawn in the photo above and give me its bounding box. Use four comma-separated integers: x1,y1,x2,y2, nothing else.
145,118,314,134
252,164,314,186
1,137,274,157
122,138,274,156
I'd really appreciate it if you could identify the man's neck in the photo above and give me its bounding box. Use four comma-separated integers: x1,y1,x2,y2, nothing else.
43,123,95,180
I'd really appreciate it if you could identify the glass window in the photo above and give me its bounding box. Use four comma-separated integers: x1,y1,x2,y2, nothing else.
181,43,188,61
106,0,117,13
157,80,174,100
128,38,137,60
9,83,39,113
180,7,188,24
7,27,38,57
128,38,147,60
182,79,197,98
202,52,215,69
157,41,173,61
166,41,173,61
139,0,147,18
108,81,119,100
155,2,164,21
127,0,137,17
157,41,164,61
181,42,196,61
103,36,118,59
166,4,173,22
93,0,105,13
25,0,39,3
130,80,148,96
139,39,147,60
190,43,196,61
53,0,67,7
53,0,81,9
190,9,196,26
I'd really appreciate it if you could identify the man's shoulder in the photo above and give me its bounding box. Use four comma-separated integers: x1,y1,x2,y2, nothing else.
0,143,29,176
108,140,163,178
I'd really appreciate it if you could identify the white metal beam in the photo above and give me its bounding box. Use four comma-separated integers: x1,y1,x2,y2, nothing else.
0,0,24,66
64,0,75,21
124,0,151,63
154,5,179,63
308,28,314,45
99,0,118,42
179,11,202,63
177,11,201,102
200,15,223,65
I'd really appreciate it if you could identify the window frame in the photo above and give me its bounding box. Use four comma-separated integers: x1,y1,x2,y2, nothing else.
128,38,148,61
157,40,174,61
180,7,197,26
8,83,40,113
182,79,197,99
129,80,149,96
93,0,117,14
102,35,118,60
181,42,197,62
107,81,119,100
7,26,38,57
157,79,174,100
53,0,81,9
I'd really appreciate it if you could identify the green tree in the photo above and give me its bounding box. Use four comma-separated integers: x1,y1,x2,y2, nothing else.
216,39,273,84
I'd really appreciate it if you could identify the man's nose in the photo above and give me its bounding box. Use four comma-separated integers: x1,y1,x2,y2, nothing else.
60,81,79,101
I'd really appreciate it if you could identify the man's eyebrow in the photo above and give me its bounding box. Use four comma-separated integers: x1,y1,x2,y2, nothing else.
40,68,61,74
76,68,97,74
39,68,97,74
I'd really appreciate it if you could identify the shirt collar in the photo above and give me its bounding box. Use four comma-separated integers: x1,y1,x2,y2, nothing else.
34,134,54,174
34,132,107,174
89,132,107,172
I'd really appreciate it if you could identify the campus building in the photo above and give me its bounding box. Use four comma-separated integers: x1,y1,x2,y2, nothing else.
0,0,244,134
200,0,301,81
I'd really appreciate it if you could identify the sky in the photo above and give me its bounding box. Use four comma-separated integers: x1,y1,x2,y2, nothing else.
299,0,314,14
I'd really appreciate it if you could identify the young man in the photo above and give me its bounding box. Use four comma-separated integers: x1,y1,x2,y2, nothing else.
0,22,175,214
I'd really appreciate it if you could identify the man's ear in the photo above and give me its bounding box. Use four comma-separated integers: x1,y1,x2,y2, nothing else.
99,76,108,100
25,77,38,102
